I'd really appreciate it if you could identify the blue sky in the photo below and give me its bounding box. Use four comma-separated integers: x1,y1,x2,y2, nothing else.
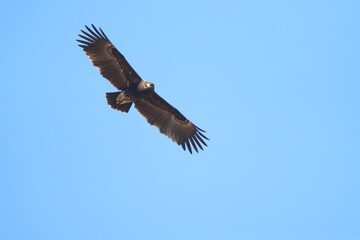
1,0,359,239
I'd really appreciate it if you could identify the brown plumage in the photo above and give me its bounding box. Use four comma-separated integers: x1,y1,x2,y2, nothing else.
77,25,208,153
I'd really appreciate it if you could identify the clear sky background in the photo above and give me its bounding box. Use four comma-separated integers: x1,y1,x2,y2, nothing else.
1,0,359,239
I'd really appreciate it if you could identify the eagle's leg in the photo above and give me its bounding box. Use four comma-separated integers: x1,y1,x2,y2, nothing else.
106,91,133,113
116,90,133,104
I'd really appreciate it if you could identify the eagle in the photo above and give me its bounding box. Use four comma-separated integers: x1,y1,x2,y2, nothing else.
77,25,208,153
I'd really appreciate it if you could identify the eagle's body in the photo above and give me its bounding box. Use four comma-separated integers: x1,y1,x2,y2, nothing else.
77,25,208,153
107,80,155,111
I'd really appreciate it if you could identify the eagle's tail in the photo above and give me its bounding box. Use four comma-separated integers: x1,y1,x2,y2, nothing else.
106,92,133,113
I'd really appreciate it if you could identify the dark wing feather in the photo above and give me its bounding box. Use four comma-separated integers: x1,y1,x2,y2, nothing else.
77,24,141,90
134,92,208,154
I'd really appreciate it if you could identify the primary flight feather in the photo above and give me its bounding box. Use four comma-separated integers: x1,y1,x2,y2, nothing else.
77,25,208,153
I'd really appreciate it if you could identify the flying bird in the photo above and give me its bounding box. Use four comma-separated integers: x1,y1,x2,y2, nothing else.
77,25,208,153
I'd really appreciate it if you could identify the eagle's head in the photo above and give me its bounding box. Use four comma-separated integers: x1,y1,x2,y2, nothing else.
139,80,155,91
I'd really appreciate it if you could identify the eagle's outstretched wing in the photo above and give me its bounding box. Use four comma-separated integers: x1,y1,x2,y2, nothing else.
135,93,208,154
77,25,141,90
